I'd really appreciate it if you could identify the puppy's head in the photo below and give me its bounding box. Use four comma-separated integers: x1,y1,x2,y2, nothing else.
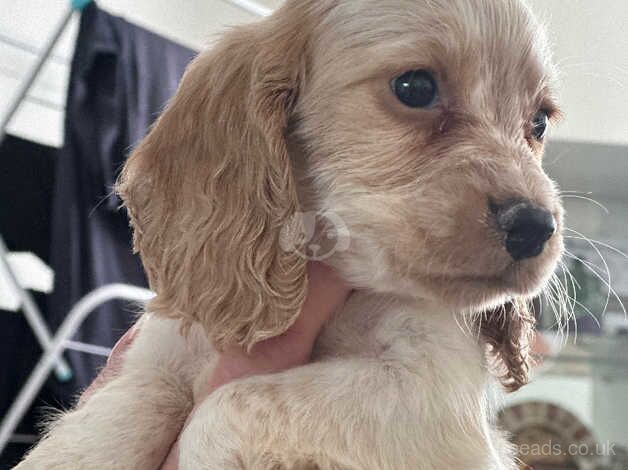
292,0,563,390
118,0,562,389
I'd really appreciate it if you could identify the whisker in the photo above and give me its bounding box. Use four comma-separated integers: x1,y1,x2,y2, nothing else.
564,229,622,297
565,227,614,281
566,234,628,262
561,260,602,334
559,190,594,195
571,297,602,329
560,195,610,214
564,250,611,317
454,312,474,341
563,250,607,310
553,271,575,342
559,263,578,325
546,276,563,325
543,273,568,343
563,265,580,333
543,146,571,167
564,247,625,318
556,265,579,339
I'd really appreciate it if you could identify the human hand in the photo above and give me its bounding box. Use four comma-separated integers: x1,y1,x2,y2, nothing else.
197,261,351,395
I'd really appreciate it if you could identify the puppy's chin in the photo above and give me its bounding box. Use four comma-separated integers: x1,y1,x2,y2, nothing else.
414,240,563,314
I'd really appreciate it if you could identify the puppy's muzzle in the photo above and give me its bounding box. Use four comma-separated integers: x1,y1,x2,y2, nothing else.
492,200,556,261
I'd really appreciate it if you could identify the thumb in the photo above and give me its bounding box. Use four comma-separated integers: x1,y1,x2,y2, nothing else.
286,261,351,343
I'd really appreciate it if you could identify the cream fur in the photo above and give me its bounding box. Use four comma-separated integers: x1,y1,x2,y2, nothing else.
15,0,563,469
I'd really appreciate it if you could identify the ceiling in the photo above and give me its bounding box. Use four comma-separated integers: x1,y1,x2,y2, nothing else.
1,0,627,150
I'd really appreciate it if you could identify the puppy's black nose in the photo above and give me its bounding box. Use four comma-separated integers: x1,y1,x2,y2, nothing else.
493,200,556,261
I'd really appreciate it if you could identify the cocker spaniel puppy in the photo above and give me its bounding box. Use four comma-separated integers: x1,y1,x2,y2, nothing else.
16,0,563,468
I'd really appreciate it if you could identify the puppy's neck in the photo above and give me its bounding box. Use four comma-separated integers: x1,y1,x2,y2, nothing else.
315,291,488,386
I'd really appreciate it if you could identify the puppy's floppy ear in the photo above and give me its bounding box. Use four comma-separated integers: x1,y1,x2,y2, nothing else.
480,299,536,392
116,9,310,349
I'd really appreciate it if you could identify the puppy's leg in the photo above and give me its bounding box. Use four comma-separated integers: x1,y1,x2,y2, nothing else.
179,360,510,470
15,370,191,470
179,360,402,470
14,317,197,470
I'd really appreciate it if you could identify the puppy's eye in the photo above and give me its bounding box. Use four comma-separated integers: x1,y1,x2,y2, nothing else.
531,110,549,141
392,70,439,108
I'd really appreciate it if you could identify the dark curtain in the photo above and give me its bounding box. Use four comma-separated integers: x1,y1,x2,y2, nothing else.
47,2,196,403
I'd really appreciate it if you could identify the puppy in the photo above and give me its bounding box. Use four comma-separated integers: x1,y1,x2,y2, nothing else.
15,0,563,468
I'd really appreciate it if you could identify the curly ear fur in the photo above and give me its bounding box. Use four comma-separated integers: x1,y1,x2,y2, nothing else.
480,299,536,393
116,8,311,349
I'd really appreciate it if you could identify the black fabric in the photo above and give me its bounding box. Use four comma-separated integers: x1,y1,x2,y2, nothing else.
47,2,196,402
0,136,55,261
0,135,57,468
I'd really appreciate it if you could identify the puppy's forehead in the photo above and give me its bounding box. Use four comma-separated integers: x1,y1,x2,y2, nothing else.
317,0,553,96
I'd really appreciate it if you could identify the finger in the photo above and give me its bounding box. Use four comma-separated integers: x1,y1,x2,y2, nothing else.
287,261,352,342
237,262,351,369
106,325,139,371
196,263,351,397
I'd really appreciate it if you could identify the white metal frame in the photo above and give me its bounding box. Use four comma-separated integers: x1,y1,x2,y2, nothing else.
0,284,154,454
0,238,72,380
0,5,75,144
224,0,273,17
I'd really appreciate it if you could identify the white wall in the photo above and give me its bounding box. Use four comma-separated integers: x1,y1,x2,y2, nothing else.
528,0,628,147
